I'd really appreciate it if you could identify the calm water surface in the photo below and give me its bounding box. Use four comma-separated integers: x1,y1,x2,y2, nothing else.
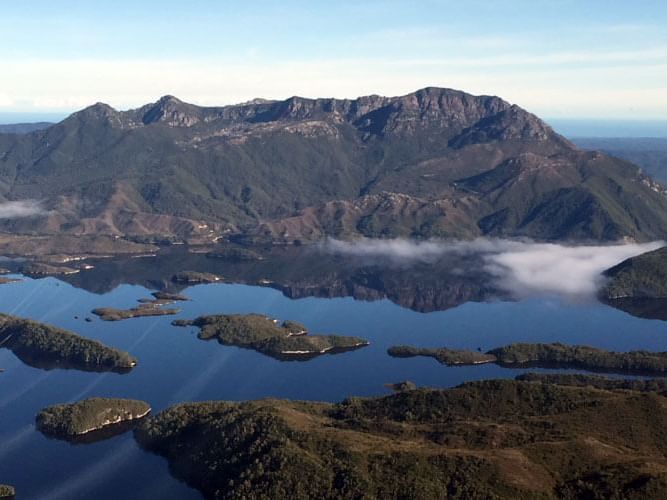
1,273,666,499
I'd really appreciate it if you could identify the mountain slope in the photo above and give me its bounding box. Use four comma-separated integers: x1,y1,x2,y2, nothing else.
0,87,666,244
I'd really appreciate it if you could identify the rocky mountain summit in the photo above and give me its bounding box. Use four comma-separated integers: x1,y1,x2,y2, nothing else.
0,87,665,248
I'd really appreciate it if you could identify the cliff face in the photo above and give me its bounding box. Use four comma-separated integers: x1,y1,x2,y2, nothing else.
1,86,666,243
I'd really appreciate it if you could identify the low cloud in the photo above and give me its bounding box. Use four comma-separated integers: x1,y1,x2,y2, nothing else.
323,238,664,299
0,200,46,219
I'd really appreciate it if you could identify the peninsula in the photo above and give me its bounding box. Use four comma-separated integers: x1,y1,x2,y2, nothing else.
0,313,137,372
136,378,667,499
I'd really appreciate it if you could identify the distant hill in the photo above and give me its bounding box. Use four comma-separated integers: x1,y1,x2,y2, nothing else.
0,122,53,134
572,137,667,183
1,87,667,244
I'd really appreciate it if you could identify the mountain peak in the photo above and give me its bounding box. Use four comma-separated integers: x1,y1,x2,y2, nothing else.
141,95,201,127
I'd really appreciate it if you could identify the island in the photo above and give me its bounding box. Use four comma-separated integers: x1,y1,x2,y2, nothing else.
135,378,667,499
0,277,20,285
384,380,417,392
0,313,137,372
172,314,369,360
0,485,14,499
92,303,180,321
20,262,80,276
388,342,667,375
171,271,223,284
37,397,151,439
150,291,189,302
388,345,497,365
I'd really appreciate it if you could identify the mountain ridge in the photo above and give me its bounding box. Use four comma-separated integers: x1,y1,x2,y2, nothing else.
0,86,665,249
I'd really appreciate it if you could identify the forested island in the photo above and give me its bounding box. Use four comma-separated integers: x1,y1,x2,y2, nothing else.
389,342,667,375
92,304,180,321
173,314,368,359
388,346,496,365
135,378,667,499
0,313,137,372
37,398,150,438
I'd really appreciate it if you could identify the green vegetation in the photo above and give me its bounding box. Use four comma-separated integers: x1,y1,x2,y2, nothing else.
389,342,667,375
0,485,14,498
489,342,667,374
388,346,496,365
516,373,667,392
136,379,667,499
0,313,136,372
37,397,150,438
173,314,368,360
92,304,180,321
602,246,667,299
205,247,263,261
151,291,189,301
171,271,222,284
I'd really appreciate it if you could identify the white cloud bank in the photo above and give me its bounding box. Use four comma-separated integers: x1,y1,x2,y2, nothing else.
323,238,665,299
0,200,46,219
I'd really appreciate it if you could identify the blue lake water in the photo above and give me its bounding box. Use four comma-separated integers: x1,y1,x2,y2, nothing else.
1,273,666,499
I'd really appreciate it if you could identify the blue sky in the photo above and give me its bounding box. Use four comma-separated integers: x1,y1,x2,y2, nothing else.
0,0,666,119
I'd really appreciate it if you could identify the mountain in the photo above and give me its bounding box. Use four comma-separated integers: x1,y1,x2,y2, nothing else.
572,137,667,183
1,87,667,247
0,122,53,134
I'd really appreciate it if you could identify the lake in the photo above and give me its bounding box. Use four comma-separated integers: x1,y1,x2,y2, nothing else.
1,246,666,499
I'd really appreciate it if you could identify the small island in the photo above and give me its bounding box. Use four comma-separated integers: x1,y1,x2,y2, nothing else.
171,271,223,284
150,291,189,302
92,303,180,321
37,397,151,439
384,380,417,392
173,314,369,360
0,313,137,373
388,342,667,375
388,346,497,365
0,485,14,499
20,262,80,276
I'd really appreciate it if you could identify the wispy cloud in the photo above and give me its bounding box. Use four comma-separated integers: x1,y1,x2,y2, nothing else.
0,200,47,218
323,238,664,299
